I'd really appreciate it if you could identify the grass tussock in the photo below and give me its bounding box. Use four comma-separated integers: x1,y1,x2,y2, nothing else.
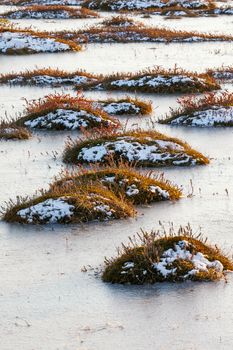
97,96,152,115
15,93,120,130
0,66,219,94
0,22,81,54
2,183,136,224
0,126,31,140
0,120,31,140
0,68,98,85
56,17,233,43
207,65,233,80
50,163,182,204
62,128,209,167
102,224,233,284
160,91,233,127
0,5,99,19
82,0,216,12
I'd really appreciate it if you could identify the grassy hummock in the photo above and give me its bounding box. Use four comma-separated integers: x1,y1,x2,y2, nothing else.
63,129,209,166
76,67,219,93
207,66,233,81
14,94,120,131
102,225,233,284
50,164,182,204
0,67,219,94
0,5,99,20
160,92,233,127
82,0,215,12
95,97,152,115
56,15,233,43
0,122,31,140
3,184,135,224
0,23,81,54
0,68,98,86
1,0,83,4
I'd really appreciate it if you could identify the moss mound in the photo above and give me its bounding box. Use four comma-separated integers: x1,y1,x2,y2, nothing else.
103,226,233,284
63,129,209,167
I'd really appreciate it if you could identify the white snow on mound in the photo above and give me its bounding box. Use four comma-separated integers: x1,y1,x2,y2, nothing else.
17,198,75,224
6,11,71,19
0,32,70,53
101,102,140,114
7,75,96,86
170,106,233,126
4,9,96,19
24,108,112,130
212,71,233,80
88,0,209,10
110,75,205,88
152,240,223,278
76,136,196,165
148,185,170,199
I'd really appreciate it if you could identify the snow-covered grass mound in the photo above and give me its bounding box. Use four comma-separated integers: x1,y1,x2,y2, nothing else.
82,0,214,11
160,92,233,127
59,19,233,43
15,94,119,131
50,164,182,204
63,129,209,166
74,67,219,94
1,0,84,5
0,67,219,94
0,5,98,20
0,68,98,86
3,184,135,224
208,66,233,82
95,97,152,115
102,225,233,284
0,24,81,54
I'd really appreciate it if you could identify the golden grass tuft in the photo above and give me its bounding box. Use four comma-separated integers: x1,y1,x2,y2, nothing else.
0,120,31,140
50,162,182,204
102,224,233,284
2,183,136,224
62,128,209,166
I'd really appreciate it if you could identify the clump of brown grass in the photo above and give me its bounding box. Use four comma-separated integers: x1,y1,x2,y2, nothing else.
50,162,182,204
102,224,233,284
101,15,144,27
62,128,209,166
2,183,136,224
0,120,31,140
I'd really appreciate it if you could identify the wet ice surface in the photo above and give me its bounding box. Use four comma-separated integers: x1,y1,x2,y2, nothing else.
0,11,233,350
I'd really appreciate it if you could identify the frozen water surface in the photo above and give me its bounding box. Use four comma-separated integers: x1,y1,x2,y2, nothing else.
0,9,233,350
